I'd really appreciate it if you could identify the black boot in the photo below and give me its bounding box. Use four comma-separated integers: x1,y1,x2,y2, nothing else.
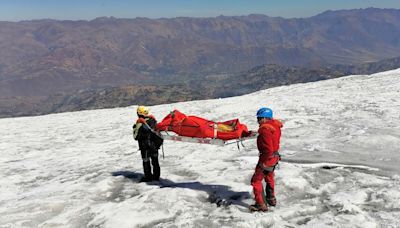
151,156,160,181
249,203,268,212
266,197,277,206
140,160,153,182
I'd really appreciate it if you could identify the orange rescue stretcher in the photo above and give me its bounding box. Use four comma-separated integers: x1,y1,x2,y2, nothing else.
156,110,257,146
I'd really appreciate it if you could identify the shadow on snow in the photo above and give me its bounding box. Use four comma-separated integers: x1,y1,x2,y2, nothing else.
111,170,251,208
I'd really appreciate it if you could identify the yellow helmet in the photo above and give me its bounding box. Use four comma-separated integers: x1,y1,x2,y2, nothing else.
137,105,149,116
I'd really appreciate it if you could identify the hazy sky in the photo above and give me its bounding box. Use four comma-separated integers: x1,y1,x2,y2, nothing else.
0,0,399,21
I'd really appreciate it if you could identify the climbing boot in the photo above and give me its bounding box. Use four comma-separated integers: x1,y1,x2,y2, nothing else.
249,203,268,212
266,197,277,206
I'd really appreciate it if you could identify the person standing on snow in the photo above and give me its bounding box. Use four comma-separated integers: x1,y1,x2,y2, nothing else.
133,106,162,182
249,107,283,212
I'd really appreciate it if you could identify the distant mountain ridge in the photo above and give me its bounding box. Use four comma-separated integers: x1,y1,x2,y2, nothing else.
1,8,400,97
1,8,400,117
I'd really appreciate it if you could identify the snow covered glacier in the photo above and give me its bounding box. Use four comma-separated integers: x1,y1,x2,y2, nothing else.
1,69,400,227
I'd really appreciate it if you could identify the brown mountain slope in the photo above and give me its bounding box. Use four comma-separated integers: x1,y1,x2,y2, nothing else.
1,8,400,99
1,8,400,117
2,56,400,118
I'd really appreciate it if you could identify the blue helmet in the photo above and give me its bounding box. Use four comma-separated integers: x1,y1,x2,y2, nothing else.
256,107,273,119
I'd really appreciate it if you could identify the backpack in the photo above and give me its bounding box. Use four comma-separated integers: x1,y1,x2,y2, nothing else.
150,130,164,150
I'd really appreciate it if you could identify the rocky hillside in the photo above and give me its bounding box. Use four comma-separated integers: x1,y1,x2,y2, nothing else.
2,56,400,118
1,8,400,98
1,8,400,117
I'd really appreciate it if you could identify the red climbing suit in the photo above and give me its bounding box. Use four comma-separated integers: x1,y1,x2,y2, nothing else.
251,119,283,206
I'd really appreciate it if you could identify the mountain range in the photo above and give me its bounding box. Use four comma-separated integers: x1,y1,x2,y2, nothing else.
1,8,400,117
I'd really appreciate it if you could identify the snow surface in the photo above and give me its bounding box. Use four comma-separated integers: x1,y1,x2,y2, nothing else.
1,69,400,227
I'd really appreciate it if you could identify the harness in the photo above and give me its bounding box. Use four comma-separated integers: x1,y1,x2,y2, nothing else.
257,151,281,172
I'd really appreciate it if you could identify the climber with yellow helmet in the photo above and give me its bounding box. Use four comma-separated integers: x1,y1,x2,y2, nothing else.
133,105,162,182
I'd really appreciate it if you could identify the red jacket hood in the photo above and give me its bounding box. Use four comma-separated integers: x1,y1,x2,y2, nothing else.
258,119,282,133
